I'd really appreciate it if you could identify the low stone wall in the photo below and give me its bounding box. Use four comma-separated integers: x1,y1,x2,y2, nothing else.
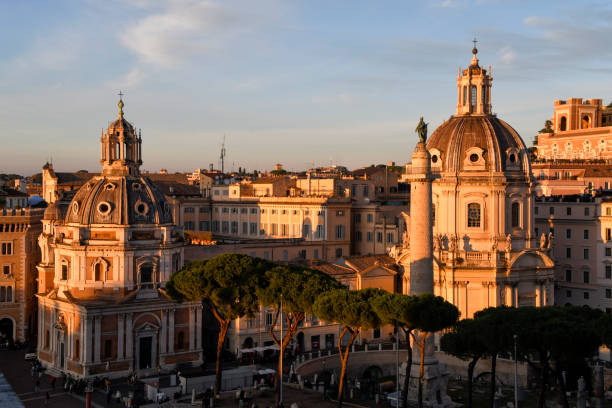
297,349,531,388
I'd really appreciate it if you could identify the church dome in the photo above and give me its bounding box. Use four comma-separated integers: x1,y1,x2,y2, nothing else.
65,175,173,226
426,115,528,173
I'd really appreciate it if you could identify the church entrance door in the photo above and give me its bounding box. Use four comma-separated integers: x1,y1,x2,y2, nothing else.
139,337,152,369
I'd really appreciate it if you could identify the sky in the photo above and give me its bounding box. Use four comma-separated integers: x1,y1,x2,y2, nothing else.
2,0,612,175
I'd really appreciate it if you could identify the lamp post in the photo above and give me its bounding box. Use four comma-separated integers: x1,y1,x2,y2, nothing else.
513,334,518,408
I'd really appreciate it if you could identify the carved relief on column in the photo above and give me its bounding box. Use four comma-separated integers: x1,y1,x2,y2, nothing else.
196,305,202,350
125,313,133,360
160,309,167,354
189,306,196,351
94,316,101,363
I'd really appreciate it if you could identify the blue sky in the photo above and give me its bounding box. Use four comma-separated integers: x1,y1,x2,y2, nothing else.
2,0,612,175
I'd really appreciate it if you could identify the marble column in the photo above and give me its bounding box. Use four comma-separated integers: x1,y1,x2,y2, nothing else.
118,314,125,359
189,306,195,351
168,310,175,353
125,313,133,359
160,310,167,354
85,317,93,364
94,316,101,363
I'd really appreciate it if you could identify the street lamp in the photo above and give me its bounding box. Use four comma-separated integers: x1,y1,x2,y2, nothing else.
513,334,518,408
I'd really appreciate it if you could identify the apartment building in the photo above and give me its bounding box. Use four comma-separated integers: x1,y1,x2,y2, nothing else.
0,208,43,343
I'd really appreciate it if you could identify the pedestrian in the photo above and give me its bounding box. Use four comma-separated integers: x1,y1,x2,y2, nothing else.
114,389,122,404
35,379,40,392
106,388,111,404
44,391,50,406
50,376,56,389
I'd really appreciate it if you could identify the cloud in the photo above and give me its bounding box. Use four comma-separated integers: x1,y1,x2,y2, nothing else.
109,67,148,88
120,0,246,68
11,28,83,72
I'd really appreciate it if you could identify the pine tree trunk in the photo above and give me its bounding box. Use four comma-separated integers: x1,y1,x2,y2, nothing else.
215,320,229,396
537,362,548,408
417,333,428,408
489,353,497,408
467,356,479,408
337,328,358,408
401,328,413,408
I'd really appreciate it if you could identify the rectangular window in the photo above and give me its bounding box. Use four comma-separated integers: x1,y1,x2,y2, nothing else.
351,185,357,197
2,265,9,275
184,207,194,213
549,207,555,215
608,208,612,216
355,231,362,242
565,269,571,282
281,224,289,236
335,225,345,239
212,221,219,232
535,228,539,237
335,248,343,258
367,232,373,242
367,214,373,223
566,290,572,298
607,265,612,279
584,229,589,239
271,224,278,235
607,247,612,257
316,225,324,239
566,207,571,216
231,208,237,214
250,223,257,235
250,208,257,214
387,232,393,243
377,232,383,243
535,206,539,215
242,222,248,234
566,247,571,258
199,207,209,213
584,270,590,283
607,289,612,299
1,242,12,256
260,224,266,235
584,248,590,260
584,292,590,299
222,207,228,213
585,207,590,216
607,229,612,241
199,221,209,231
221,221,229,233
363,186,369,197
240,208,247,214
302,224,311,238
184,221,194,230
566,229,571,239
336,210,344,216
231,221,238,234
313,249,319,259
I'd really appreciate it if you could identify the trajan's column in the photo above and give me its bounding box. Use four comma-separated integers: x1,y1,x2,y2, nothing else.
406,117,453,407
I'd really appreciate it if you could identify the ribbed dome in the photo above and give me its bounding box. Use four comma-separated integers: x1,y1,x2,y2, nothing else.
107,117,135,134
426,115,528,173
65,176,173,225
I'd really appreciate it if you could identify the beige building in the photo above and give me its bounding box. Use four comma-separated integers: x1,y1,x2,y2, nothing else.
36,98,202,378
536,98,612,160
0,208,43,344
392,46,555,318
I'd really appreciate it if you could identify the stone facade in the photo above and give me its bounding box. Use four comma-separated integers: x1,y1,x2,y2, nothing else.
0,208,43,343
36,98,202,378
392,46,555,318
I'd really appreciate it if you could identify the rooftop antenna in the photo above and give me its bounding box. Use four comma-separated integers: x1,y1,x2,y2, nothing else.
220,135,226,173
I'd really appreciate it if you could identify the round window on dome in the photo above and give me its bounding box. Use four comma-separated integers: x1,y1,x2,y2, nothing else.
469,153,479,163
135,201,149,216
97,202,112,215
72,202,79,215
431,155,438,163
105,183,116,191
133,182,142,191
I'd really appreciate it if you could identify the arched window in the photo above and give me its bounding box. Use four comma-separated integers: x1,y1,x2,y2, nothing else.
6,287,11,302
94,263,102,281
104,339,112,359
471,86,477,107
560,116,567,131
0,287,5,302
177,332,185,350
481,85,486,104
75,340,80,359
467,203,481,228
511,202,520,228
462,86,467,105
582,115,591,129
61,261,69,280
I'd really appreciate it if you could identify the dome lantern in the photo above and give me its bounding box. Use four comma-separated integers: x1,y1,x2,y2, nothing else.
456,40,492,116
100,92,142,176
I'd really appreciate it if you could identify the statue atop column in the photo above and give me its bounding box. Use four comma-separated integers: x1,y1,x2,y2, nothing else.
415,116,428,143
